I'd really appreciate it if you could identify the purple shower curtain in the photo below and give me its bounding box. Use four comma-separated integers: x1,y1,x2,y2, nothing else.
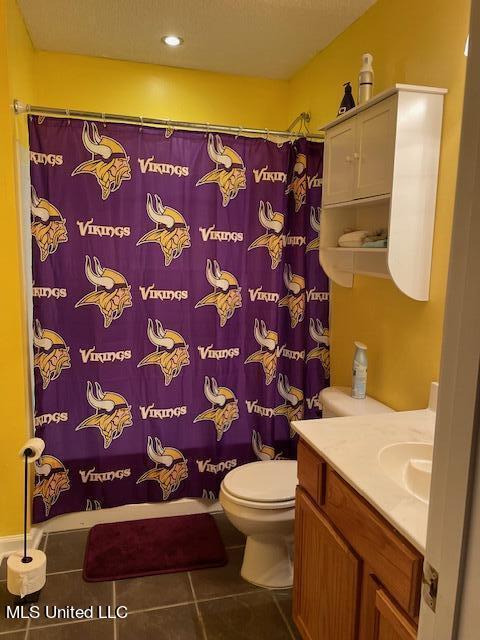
29,116,329,523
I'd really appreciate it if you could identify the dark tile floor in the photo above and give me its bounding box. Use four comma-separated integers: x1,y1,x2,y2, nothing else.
0,513,300,639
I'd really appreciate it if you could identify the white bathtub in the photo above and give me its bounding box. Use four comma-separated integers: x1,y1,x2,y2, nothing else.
39,498,221,533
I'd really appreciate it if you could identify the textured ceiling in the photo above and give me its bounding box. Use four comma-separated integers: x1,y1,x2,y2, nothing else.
18,0,376,79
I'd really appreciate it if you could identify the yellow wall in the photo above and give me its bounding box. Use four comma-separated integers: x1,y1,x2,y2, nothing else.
288,0,470,410
1,0,34,536
33,51,289,129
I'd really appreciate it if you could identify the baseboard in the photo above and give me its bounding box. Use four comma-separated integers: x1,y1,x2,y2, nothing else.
0,527,43,561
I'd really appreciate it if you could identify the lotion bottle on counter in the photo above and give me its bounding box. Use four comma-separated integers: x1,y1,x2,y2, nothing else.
352,342,368,399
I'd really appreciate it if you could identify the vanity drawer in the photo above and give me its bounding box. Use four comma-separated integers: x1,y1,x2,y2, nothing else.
323,468,423,617
297,439,326,504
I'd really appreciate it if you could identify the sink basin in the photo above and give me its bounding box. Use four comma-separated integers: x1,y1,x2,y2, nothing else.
378,442,433,503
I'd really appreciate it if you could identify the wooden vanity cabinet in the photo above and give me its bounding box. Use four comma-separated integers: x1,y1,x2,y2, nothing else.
294,440,422,640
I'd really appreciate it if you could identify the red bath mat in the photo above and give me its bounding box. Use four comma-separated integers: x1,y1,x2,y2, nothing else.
83,513,227,582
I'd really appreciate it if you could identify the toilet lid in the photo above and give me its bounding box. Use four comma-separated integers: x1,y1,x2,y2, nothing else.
222,460,297,503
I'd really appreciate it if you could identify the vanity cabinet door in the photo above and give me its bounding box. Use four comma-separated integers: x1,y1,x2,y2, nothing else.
373,588,416,640
361,574,417,640
322,118,357,205
293,487,360,640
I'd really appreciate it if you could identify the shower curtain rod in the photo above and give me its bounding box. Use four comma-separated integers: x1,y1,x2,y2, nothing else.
13,99,324,141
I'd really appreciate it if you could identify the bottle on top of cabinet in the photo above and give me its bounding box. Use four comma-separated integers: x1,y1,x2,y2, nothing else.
358,53,374,104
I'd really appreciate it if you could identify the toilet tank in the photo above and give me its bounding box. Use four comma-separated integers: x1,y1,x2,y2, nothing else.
319,386,394,418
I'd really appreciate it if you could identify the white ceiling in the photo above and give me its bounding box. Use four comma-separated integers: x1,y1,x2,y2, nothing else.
18,0,376,79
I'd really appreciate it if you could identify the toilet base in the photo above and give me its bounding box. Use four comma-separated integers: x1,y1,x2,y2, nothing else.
240,534,294,589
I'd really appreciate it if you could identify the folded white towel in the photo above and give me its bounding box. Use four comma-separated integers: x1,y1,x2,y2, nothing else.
338,230,369,248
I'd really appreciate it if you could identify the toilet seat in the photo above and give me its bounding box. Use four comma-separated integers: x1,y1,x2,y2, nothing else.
220,486,296,510
221,460,297,510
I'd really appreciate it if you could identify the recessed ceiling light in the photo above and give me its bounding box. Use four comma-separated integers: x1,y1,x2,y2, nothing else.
162,35,183,47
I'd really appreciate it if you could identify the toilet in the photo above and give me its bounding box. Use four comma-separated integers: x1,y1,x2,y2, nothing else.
220,460,297,589
220,387,393,589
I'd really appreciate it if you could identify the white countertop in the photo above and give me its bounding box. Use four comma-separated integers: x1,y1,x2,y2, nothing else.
291,409,436,554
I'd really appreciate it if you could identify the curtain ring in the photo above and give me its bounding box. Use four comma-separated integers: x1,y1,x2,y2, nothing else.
235,126,242,140
264,129,269,142
139,116,144,133
66,109,70,125
102,113,106,128
165,119,174,139
205,122,210,137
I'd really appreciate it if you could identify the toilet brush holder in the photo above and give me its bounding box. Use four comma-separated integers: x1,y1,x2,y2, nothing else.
7,438,47,604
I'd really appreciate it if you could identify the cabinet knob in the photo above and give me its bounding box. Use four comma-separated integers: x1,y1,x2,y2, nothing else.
345,155,352,163
353,152,360,160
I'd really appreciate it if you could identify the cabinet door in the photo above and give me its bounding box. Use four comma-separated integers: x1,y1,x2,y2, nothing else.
354,95,397,199
293,488,360,640
362,574,417,640
322,118,356,205
374,589,417,640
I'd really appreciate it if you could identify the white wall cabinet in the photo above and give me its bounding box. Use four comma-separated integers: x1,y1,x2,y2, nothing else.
319,84,446,301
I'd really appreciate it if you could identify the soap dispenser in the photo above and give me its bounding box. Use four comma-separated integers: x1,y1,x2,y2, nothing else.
337,82,356,116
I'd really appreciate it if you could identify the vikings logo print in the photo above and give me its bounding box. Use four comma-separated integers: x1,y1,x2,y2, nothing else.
31,186,68,262
137,436,188,500
137,193,191,266
33,455,70,517
252,430,282,461
285,153,307,212
137,318,190,385
248,201,285,269
71,122,131,199
194,376,239,442
306,318,330,378
306,207,320,252
244,319,278,385
196,133,246,206
278,264,306,328
195,259,242,327
76,256,132,328
274,373,304,437
33,319,71,390
86,498,102,511
76,381,133,449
